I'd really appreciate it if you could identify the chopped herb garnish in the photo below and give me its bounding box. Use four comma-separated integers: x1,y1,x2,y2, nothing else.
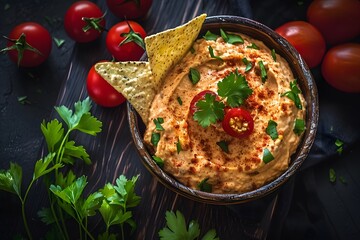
220,29,244,44
208,46,223,61
247,43,259,50
176,139,182,154
193,93,225,128
266,120,278,140
188,68,201,85
294,119,305,135
262,148,274,163
258,61,267,83
198,178,212,192
152,155,164,168
203,30,219,41
282,80,302,109
151,132,160,147
218,69,253,107
17,96,31,105
190,46,195,54
339,176,347,184
271,49,277,61
329,168,336,183
177,96,183,105
242,58,253,72
216,140,229,153
335,139,344,155
53,37,65,48
154,118,165,131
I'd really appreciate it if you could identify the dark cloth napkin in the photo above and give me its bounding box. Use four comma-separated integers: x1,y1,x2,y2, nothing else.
227,0,360,239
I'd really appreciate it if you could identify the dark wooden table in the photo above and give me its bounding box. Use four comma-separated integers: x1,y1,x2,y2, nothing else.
1,1,359,239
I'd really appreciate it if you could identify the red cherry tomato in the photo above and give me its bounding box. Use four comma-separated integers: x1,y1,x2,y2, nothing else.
307,0,360,45
64,1,105,43
189,90,218,115
106,0,153,19
321,43,360,93
106,21,146,61
86,62,126,107
275,21,326,68
2,22,52,67
222,108,254,138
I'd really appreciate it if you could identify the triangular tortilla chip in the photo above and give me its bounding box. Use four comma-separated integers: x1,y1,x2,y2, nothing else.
95,61,155,124
145,13,207,86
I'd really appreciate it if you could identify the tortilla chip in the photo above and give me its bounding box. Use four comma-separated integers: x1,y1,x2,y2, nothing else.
145,13,207,86
95,61,155,124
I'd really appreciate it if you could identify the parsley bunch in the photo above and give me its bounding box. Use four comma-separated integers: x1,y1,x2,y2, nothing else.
0,98,141,240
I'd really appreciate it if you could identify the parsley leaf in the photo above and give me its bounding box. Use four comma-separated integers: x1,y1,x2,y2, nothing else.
176,139,182,154
208,46,223,61
329,168,336,183
282,80,302,109
293,119,305,136
177,96,183,105
151,132,161,147
271,49,277,61
220,29,244,44
193,93,225,128
159,210,219,240
247,43,259,49
53,37,65,48
203,30,219,41
217,69,253,107
154,117,165,131
266,120,278,140
335,139,344,155
258,61,267,83
263,148,274,163
0,162,22,196
198,178,212,192
189,68,201,85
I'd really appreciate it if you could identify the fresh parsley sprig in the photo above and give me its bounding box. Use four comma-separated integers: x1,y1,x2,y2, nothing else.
193,93,225,128
159,210,219,240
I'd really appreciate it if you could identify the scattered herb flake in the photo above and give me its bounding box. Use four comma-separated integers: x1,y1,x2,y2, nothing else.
339,176,347,184
263,148,275,163
335,139,344,155
152,155,164,168
203,30,219,41
190,46,195,54
258,61,267,83
220,29,244,44
216,140,229,153
17,96,31,105
198,178,212,192
53,37,65,48
242,57,253,72
329,168,336,183
271,49,277,61
177,96,183,106
217,69,253,107
266,120,278,140
151,132,160,147
293,119,305,135
282,80,302,109
208,46,223,61
154,117,165,131
188,68,201,85
176,139,182,154
247,43,259,50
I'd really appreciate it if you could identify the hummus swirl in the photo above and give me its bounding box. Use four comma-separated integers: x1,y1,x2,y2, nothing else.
144,33,306,194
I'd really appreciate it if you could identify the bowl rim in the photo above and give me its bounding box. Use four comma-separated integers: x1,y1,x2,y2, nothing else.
127,15,319,204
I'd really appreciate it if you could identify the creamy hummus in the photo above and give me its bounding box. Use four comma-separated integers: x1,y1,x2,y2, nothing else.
144,32,306,194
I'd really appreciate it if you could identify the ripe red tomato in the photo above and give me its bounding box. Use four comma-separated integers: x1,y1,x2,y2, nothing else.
106,0,153,19
307,0,360,45
222,108,254,138
321,43,360,93
275,21,326,68
106,21,146,61
86,62,126,107
64,1,105,43
2,22,51,67
189,90,218,115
